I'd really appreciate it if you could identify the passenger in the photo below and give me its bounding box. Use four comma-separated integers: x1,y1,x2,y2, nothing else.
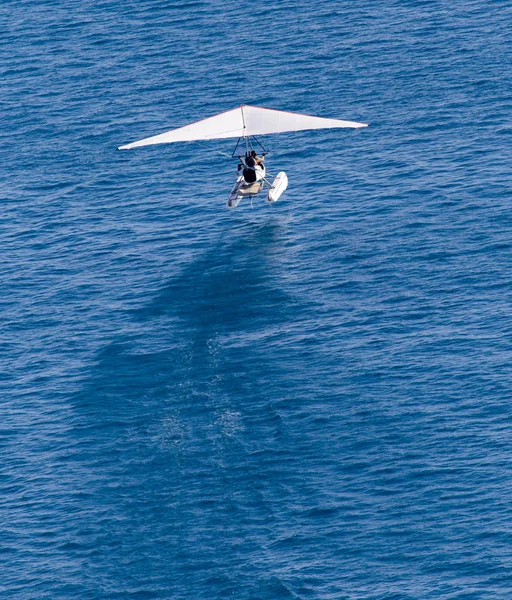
242,153,257,183
245,152,256,167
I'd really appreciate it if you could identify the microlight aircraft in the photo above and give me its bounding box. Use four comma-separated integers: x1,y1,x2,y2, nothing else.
118,105,368,208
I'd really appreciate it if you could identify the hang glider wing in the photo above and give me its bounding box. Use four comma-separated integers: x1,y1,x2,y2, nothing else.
118,105,368,150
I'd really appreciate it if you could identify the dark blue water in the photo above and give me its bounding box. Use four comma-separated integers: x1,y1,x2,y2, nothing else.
2,1,512,598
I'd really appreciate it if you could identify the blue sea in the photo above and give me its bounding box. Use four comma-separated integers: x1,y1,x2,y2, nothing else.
2,1,512,598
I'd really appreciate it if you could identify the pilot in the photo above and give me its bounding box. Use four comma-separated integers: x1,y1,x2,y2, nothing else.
250,150,264,166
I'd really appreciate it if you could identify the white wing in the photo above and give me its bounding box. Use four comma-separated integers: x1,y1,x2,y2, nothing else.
118,105,368,150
